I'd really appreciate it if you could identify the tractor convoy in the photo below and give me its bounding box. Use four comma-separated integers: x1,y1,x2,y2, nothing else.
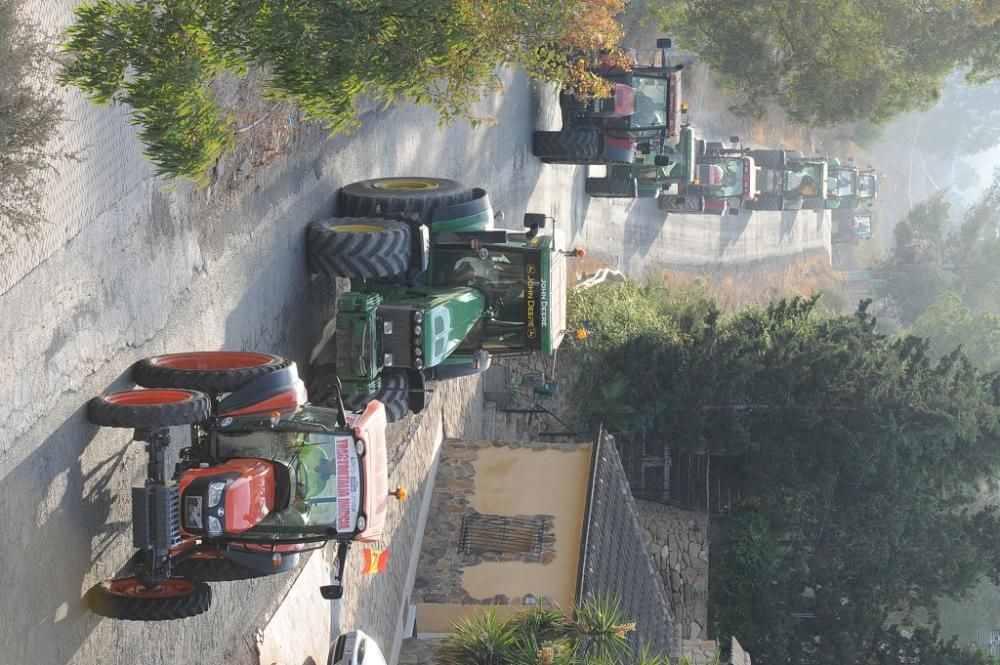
79,35,885,628
85,176,578,620
531,36,881,231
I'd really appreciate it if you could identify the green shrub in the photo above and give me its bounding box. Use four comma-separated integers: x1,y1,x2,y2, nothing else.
60,0,630,181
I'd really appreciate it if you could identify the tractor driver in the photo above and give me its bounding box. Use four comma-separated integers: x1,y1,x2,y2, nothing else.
788,174,818,198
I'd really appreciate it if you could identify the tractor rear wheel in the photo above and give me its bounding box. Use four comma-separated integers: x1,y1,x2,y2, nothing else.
307,218,411,279
747,149,787,170
87,576,211,621
657,195,705,213
338,177,476,221
132,351,290,394
343,371,411,423
585,177,637,198
533,129,601,163
87,389,211,429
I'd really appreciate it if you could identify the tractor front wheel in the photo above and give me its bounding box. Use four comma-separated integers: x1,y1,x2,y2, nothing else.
87,389,211,429
87,576,211,621
307,218,412,279
132,351,290,394
338,177,476,221
342,370,412,423
584,177,638,198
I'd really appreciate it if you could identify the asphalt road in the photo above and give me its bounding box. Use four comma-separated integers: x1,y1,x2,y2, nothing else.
0,47,830,665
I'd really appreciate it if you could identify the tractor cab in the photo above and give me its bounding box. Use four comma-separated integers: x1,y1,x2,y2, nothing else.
857,170,878,204
182,401,387,542
429,232,567,356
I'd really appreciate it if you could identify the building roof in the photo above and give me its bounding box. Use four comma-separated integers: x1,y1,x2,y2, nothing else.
576,429,678,658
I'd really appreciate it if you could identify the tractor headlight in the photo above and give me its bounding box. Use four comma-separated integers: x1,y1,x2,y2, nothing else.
207,516,223,536
413,324,422,336
415,358,424,370
413,311,424,324
208,481,226,508
414,345,423,357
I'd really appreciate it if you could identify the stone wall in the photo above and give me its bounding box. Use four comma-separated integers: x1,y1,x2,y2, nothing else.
636,500,710,640
481,350,592,443
682,639,719,664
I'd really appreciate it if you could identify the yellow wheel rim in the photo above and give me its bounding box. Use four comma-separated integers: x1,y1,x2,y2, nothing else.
372,178,440,191
332,223,387,233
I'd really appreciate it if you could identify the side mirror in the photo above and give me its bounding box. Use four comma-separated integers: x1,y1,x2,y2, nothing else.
523,213,546,229
654,155,671,166
656,38,673,50
319,584,343,600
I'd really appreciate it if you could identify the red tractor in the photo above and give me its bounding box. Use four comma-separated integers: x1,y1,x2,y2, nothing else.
85,351,404,620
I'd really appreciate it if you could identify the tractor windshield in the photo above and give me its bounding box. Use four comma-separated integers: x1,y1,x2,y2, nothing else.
631,75,668,128
434,247,530,353
858,173,877,199
829,168,857,197
212,410,363,536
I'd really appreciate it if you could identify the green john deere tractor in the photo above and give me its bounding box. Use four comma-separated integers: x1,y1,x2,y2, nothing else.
306,177,574,422
747,150,828,211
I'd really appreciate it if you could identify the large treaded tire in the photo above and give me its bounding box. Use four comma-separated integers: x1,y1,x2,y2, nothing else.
343,371,410,423
658,195,704,213
88,389,211,429
533,129,601,163
307,217,411,279
338,177,476,221
132,352,290,394
747,149,787,170
87,577,211,621
585,177,637,198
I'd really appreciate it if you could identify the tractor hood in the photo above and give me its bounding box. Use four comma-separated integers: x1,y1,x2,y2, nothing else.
421,288,487,367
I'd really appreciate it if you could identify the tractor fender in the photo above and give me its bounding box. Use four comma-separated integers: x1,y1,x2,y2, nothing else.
602,135,634,164
221,546,301,575
430,188,493,232
218,364,307,416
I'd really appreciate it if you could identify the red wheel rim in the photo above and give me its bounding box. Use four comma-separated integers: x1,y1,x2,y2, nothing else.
149,352,277,370
105,577,194,598
105,389,197,406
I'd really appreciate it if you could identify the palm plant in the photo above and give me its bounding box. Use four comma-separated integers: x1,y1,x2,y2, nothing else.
437,595,672,665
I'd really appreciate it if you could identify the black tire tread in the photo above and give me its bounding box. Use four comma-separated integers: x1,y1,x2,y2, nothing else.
533,129,601,162
87,578,211,621
342,371,410,423
338,177,476,221
585,177,636,198
87,391,211,429
307,217,411,279
132,353,290,394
